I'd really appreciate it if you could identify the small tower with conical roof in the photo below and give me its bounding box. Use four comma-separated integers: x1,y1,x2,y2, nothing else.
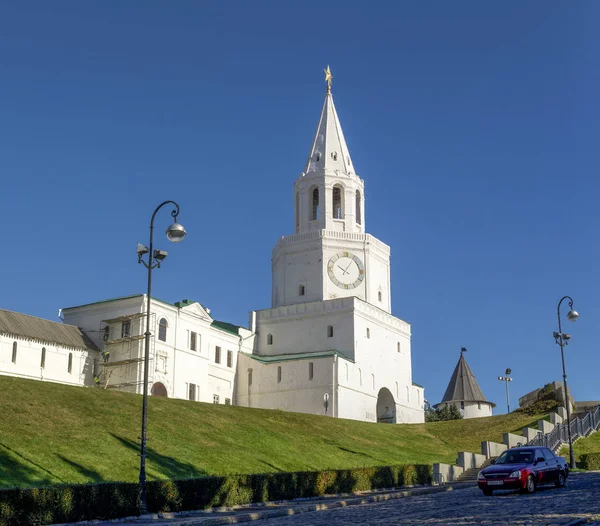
435,348,496,418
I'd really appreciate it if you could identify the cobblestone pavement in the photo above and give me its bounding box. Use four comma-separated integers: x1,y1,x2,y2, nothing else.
258,472,600,526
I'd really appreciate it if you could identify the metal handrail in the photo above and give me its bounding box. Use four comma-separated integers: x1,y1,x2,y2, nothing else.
525,405,600,452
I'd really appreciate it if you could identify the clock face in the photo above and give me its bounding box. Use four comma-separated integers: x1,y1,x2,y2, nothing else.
327,252,365,290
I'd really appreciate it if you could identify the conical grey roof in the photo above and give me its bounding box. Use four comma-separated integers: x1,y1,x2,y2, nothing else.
439,354,495,406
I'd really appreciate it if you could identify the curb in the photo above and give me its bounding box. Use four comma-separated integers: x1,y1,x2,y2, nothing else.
154,483,475,525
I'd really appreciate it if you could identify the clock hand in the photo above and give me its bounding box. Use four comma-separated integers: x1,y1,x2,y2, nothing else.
338,265,349,275
344,260,353,272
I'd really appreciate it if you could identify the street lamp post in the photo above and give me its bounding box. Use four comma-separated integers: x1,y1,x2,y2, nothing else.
137,201,186,514
553,295,579,470
497,368,513,413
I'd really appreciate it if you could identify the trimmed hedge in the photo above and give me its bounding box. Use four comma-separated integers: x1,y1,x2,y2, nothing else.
579,453,600,471
0,464,431,525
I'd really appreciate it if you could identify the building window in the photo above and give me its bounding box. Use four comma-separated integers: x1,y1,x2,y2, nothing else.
327,325,333,338
371,374,375,390
366,328,370,339
158,318,168,342
299,284,305,296
308,362,314,380
460,401,465,410
395,382,399,397
311,187,319,220
213,394,220,404
332,185,344,219
355,190,362,225
397,342,401,353
41,347,46,369
227,350,233,368
103,326,110,342
478,402,481,410
295,192,300,233
267,334,273,345
225,398,231,405
378,291,382,302
277,366,282,383
188,383,197,401
215,346,221,364
359,368,362,386
68,353,73,374
11,342,17,364
190,331,197,351
248,368,253,387
121,321,131,338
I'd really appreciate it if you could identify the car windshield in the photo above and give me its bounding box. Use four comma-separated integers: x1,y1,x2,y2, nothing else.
495,450,534,465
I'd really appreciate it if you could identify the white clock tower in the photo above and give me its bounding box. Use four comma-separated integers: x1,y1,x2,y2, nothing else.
272,71,392,312
237,69,424,425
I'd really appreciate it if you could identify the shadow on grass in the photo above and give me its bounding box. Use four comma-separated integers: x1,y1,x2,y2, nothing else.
110,434,207,480
56,454,104,483
0,443,63,488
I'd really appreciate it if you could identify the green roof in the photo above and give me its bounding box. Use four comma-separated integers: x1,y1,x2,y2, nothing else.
63,294,173,311
248,350,354,364
211,320,243,336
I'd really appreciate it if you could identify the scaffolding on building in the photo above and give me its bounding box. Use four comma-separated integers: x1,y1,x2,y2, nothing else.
98,311,155,393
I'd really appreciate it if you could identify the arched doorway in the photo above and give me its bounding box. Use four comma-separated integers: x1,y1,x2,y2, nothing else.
151,382,168,397
376,387,396,423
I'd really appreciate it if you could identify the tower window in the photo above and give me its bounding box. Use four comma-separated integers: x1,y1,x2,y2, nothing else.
331,151,338,161
355,190,362,225
12,342,17,364
248,368,253,387
460,401,465,410
267,334,273,345
308,362,314,380
68,353,73,374
397,342,401,353
158,318,168,342
315,152,321,162
41,347,46,369
327,325,333,338
378,291,382,302
478,402,481,410
366,328,370,339
299,284,305,296
332,185,344,219
295,191,299,233
277,366,282,383
215,346,221,364
311,187,319,221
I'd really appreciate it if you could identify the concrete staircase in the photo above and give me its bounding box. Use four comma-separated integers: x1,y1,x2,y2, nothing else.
457,458,496,483
433,405,600,485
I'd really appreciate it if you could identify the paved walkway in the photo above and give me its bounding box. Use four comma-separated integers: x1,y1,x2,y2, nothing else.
77,472,600,526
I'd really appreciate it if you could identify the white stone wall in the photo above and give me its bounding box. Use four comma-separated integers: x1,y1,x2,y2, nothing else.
62,296,243,405
438,400,493,419
0,333,95,387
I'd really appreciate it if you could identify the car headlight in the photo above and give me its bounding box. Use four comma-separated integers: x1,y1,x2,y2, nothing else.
477,471,485,480
509,470,521,479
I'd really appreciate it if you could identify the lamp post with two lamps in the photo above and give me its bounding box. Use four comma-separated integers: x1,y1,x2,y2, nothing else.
137,201,186,514
497,368,513,413
553,295,579,470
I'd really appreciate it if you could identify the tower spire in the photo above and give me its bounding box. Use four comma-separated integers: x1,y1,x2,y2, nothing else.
303,67,354,176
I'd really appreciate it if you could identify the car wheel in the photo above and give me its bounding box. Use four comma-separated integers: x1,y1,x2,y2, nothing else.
482,489,493,496
555,471,566,488
523,475,536,494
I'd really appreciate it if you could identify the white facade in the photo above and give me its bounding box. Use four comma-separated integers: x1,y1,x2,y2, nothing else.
62,295,253,405
437,400,494,419
0,311,97,387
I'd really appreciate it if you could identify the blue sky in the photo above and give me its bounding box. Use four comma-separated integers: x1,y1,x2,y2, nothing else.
1,2,598,411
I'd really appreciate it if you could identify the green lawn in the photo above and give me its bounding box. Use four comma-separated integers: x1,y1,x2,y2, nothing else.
559,429,600,462
0,376,543,489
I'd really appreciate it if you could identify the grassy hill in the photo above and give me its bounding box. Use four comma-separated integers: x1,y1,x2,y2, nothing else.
0,376,543,489
560,429,600,462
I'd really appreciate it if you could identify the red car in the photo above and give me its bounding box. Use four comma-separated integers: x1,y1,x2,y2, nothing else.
477,446,568,495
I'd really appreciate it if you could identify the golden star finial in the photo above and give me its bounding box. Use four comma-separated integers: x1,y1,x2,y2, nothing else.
324,65,333,93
